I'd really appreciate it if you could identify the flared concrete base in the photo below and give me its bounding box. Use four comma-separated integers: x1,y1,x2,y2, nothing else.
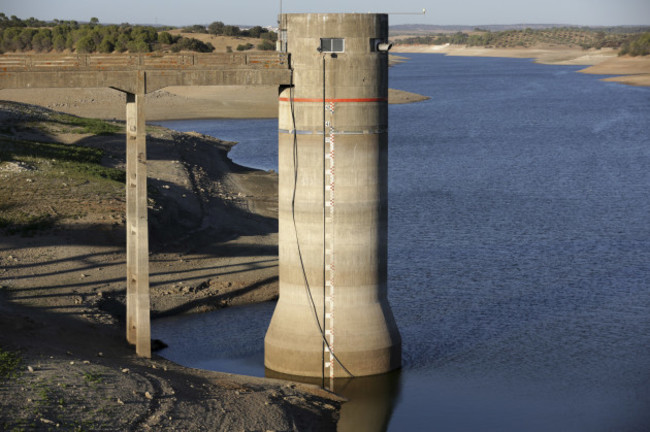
264,298,401,378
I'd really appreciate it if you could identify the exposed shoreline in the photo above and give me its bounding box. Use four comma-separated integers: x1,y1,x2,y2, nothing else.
0,58,430,430
391,45,650,87
0,86,429,122
0,101,342,430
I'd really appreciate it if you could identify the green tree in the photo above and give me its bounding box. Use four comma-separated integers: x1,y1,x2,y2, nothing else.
449,32,468,45
25,16,46,27
247,26,264,38
114,33,130,52
98,38,114,53
260,31,277,42
132,26,158,43
18,28,37,50
52,24,71,38
90,28,104,46
32,28,53,52
75,35,95,53
10,15,25,28
183,24,207,33
208,21,225,35
52,34,67,51
1,28,21,51
158,31,174,45
127,39,150,53
223,25,240,36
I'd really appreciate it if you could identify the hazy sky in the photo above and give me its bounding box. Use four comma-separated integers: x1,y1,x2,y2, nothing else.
2,0,649,27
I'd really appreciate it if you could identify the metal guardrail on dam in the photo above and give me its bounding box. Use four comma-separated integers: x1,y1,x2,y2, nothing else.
0,52,291,93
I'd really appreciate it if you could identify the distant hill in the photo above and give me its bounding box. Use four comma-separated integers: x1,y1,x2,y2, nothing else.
389,24,572,35
389,24,650,54
390,24,650,35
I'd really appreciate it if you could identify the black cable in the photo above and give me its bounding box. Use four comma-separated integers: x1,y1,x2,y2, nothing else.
288,67,326,383
288,61,354,381
322,54,327,385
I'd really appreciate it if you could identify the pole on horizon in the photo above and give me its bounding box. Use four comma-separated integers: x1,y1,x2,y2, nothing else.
386,8,426,15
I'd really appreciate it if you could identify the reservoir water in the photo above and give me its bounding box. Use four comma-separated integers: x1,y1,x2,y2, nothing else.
153,54,650,431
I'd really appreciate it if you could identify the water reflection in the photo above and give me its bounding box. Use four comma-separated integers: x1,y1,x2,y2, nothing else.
266,369,403,432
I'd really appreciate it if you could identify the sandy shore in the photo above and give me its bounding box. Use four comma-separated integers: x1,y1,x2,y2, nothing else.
579,56,650,86
0,86,428,122
392,44,650,87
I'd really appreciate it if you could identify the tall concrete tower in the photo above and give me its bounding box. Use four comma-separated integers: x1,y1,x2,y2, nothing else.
265,13,401,379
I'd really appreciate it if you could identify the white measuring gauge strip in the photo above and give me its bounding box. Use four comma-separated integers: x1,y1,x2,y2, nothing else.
324,101,336,383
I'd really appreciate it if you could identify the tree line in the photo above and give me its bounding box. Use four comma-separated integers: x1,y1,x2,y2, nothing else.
0,14,275,54
619,33,650,56
395,27,650,56
184,21,277,40
184,21,277,51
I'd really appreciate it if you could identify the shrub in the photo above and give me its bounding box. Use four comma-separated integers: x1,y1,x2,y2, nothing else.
171,37,214,53
0,347,21,379
158,31,174,45
257,40,275,51
619,32,650,56
236,43,254,51
183,24,207,34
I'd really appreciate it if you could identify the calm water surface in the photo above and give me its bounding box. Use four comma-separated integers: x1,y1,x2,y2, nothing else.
153,54,650,431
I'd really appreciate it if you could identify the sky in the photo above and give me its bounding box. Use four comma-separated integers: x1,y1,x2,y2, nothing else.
2,0,649,28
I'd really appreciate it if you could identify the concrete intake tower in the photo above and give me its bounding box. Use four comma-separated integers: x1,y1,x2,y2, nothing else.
264,13,401,379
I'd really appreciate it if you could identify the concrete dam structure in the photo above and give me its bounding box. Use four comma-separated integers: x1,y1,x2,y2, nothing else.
0,51,291,358
265,13,402,379
0,13,401,377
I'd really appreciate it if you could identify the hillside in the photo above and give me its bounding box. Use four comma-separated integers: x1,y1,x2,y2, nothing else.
390,23,573,35
392,27,650,51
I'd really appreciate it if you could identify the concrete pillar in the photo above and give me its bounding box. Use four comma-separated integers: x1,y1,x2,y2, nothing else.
125,71,151,358
265,13,401,379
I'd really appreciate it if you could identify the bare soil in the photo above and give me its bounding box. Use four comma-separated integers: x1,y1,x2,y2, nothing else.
167,31,271,54
579,55,650,86
0,85,428,122
0,101,341,431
